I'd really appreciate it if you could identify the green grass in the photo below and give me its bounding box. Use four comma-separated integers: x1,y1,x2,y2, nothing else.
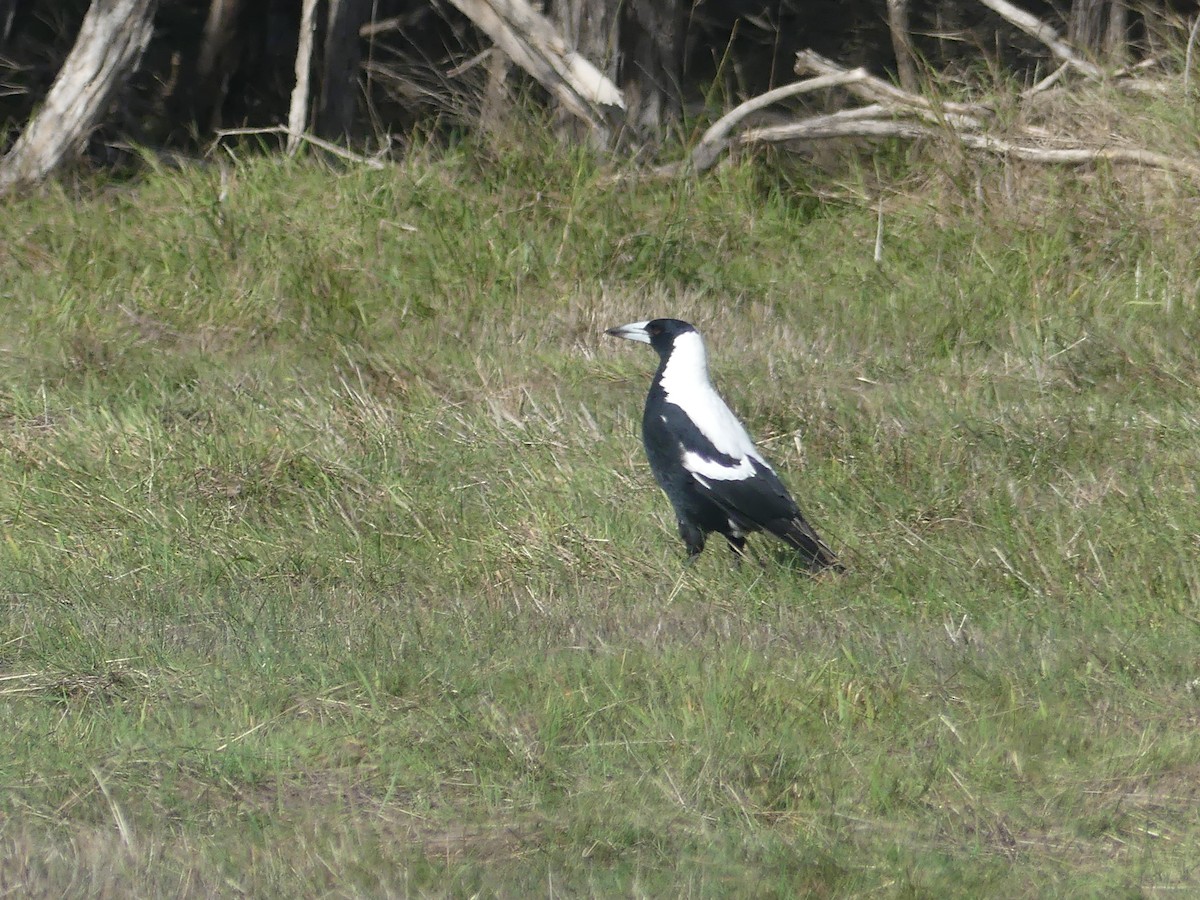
2,131,1200,896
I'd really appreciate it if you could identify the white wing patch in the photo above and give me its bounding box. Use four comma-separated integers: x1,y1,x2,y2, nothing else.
682,449,757,481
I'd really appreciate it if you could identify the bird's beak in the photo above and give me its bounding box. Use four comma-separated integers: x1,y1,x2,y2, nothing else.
605,321,652,344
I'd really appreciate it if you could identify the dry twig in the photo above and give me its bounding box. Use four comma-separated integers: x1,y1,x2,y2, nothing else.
213,126,388,168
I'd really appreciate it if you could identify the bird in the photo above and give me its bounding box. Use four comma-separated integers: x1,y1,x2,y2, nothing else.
606,318,842,571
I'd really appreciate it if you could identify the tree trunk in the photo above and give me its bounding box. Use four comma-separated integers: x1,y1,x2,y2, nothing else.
0,0,157,195
316,0,372,140
618,0,685,140
553,0,617,75
192,0,243,130
1103,0,1128,66
886,0,919,91
549,0,619,143
287,0,319,153
1068,0,1107,57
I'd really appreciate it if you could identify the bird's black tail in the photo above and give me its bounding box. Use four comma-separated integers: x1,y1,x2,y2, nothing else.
772,516,844,572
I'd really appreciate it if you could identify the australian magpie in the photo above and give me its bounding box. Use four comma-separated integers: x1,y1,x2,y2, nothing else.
607,318,842,571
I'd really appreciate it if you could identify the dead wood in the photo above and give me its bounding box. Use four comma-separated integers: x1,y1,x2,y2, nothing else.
795,49,990,127
886,0,919,92
684,70,871,174
213,126,387,169
975,0,1103,78
0,0,157,195
686,49,1200,184
444,0,623,142
287,0,320,155
741,117,1200,180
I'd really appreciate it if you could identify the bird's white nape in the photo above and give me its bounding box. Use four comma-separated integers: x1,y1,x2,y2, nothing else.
659,331,763,463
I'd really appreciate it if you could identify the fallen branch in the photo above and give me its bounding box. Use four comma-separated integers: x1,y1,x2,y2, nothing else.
742,114,930,145
795,49,989,128
213,126,387,169
741,114,1200,180
1022,62,1070,97
955,133,1200,178
687,70,870,173
974,0,1103,78
444,0,623,140
663,33,1198,184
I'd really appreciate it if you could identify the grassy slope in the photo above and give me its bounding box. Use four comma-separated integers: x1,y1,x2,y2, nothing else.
2,120,1200,895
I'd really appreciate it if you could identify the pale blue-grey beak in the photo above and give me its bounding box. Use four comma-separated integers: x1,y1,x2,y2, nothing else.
605,321,652,344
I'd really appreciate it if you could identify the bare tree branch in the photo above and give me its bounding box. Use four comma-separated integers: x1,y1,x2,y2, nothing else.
742,112,1200,181
687,70,870,173
444,0,623,141
213,126,388,169
741,113,929,145
954,132,1200,178
795,49,990,128
0,0,157,195
1022,62,1071,97
974,0,1103,77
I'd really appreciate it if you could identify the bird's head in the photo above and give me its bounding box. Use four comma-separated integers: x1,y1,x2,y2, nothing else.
606,318,698,359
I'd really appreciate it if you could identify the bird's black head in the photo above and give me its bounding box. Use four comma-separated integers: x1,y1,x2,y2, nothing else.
606,318,698,358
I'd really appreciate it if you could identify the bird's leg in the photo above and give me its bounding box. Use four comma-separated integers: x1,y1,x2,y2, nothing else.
726,535,747,566
679,522,705,563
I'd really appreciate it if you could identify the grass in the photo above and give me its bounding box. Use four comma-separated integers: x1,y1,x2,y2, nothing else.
2,119,1200,895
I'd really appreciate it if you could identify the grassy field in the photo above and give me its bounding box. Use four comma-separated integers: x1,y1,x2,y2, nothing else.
3,102,1200,895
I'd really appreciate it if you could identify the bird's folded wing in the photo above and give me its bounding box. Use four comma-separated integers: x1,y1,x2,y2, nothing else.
682,451,800,527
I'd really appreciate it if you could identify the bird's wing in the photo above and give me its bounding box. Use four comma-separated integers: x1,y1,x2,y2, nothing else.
684,450,841,569
682,449,800,525
654,395,802,525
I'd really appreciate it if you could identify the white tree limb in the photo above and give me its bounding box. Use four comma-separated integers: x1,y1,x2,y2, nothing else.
1021,62,1070,97
741,113,1200,180
213,126,388,169
0,0,157,194
444,0,623,138
795,49,989,129
955,132,1200,179
974,0,1103,78
1185,15,1200,97
688,70,870,173
287,0,319,155
741,113,930,144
